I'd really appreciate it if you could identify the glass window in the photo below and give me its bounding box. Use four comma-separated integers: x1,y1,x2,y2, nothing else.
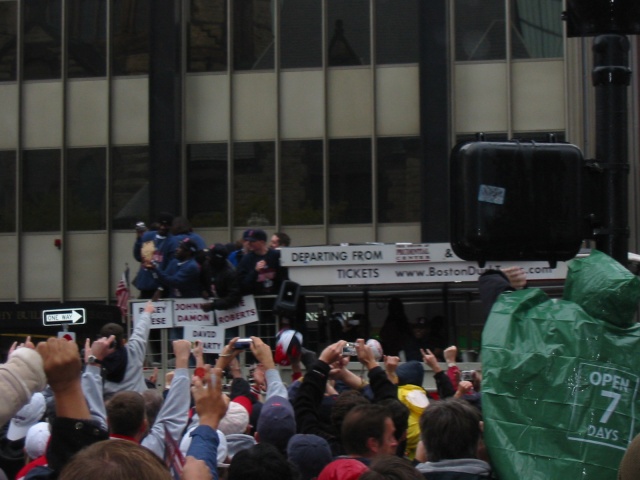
0,1,17,82
112,0,150,76
22,149,60,232
66,148,106,230
281,140,323,225
511,0,563,59
233,0,274,71
377,137,421,223
233,142,275,226
187,143,228,228
188,0,227,73
111,146,149,230
0,150,16,232
327,0,370,66
455,0,506,61
375,0,419,64
280,0,322,69
67,0,107,78
23,0,62,80
329,138,371,224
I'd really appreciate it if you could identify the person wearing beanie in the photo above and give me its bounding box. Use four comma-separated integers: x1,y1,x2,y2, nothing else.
287,434,333,480
200,243,243,312
317,458,369,480
0,344,46,428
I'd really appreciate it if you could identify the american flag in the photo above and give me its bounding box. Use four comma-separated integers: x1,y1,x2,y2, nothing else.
116,265,130,319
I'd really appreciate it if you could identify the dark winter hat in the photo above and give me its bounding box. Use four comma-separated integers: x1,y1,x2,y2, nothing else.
245,229,267,242
411,316,428,328
256,395,296,454
178,237,198,253
287,434,333,480
156,212,174,226
396,360,425,387
210,243,229,260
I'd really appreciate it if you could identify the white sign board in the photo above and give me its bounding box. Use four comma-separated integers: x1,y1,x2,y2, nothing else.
173,299,214,327
131,301,173,329
215,295,259,329
183,326,225,354
42,308,86,326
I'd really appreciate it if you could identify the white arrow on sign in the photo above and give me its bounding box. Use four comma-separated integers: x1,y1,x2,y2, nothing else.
42,309,86,325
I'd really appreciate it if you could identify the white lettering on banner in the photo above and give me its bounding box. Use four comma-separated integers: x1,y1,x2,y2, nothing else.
173,299,214,326
568,363,639,451
130,300,173,329
214,295,259,329
184,326,224,353
289,262,567,286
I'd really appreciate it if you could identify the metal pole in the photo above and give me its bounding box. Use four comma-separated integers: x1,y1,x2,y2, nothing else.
592,34,632,265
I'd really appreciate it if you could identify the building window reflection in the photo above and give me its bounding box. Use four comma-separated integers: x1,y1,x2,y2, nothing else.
22,149,60,232
0,1,17,82
375,0,418,65
67,0,107,78
511,0,563,59
280,0,322,69
329,138,371,224
0,151,16,233
233,141,275,226
377,137,421,223
67,148,106,231
111,146,149,230
233,0,274,71
281,140,323,225
112,0,150,76
455,0,506,61
188,0,227,73
23,0,62,80
327,0,370,67
187,143,228,228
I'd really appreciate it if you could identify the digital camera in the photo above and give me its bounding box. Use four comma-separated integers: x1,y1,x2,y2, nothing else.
342,342,357,356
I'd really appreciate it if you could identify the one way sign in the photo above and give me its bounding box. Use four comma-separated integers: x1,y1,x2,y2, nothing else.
42,308,86,326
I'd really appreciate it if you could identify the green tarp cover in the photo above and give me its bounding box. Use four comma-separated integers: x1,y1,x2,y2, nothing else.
482,251,640,479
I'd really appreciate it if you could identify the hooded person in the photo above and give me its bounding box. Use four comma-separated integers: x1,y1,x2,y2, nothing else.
395,361,429,460
287,434,333,480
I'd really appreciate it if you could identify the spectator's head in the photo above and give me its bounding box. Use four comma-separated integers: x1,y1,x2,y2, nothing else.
396,361,424,387
256,395,296,455
59,439,172,480
175,237,197,260
330,390,369,435
318,458,369,480
99,323,125,349
219,400,250,436
7,392,46,441
141,388,163,428
209,243,229,268
359,454,424,480
419,398,482,462
24,421,50,460
341,404,398,458
156,212,174,236
409,317,430,339
271,232,291,248
619,433,640,480
287,434,333,480
245,229,268,254
378,398,410,455
228,442,296,480
171,216,192,235
106,391,147,440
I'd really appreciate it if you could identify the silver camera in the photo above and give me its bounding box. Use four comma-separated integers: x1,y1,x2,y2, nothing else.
342,342,357,356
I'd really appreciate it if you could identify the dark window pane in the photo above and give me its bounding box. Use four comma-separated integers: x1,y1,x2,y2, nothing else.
375,0,418,64
455,132,508,143
187,143,228,227
511,0,563,59
327,0,370,67
0,151,16,232
455,0,506,61
329,138,371,224
280,0,322,69
0,2,17,81
23,0,62,80
67,0,107,78
377,137,421,223
512,131,566,142
233,142,275,226
281,140,323,225
112,0,150,75
233,0,274,71
22,149,60,232
188,0,227,72
67,148,106,230
112,146,149,229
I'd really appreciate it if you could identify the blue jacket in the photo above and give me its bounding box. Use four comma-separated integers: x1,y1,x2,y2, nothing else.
156,257,203,298
133,231,174,291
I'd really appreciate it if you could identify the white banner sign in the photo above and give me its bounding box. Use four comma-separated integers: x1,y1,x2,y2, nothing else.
280,243,461,267
214,295,259,329
288,261,568,286
131,300,174,329
173,299,214,327
183,326,225,354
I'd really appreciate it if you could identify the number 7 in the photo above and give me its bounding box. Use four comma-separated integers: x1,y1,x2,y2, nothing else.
600,390,621,424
